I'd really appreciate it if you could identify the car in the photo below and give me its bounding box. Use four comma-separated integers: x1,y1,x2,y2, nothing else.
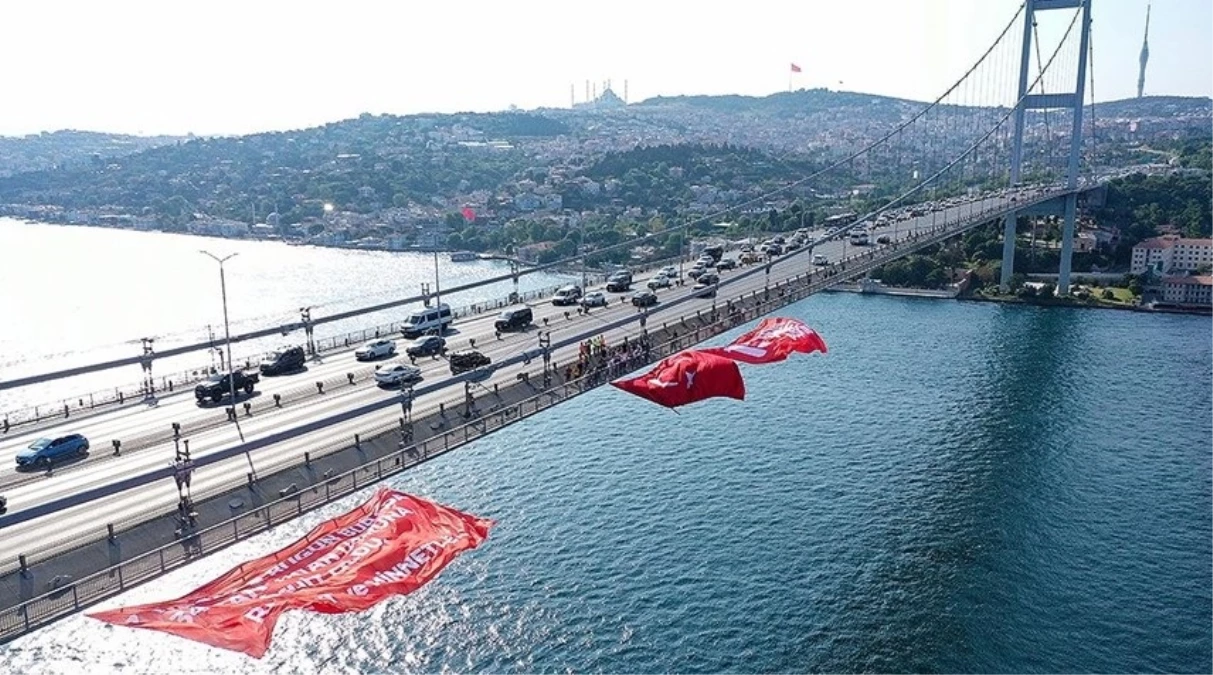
406,335,446,358
605,272,632,292
449,350,491,375
692,281,717,299
195,370,259,402
495,306,533,332
16,434,89,469
647,274,672,290
688,265,712,280
716,258,737,271
374,362,423,386
660,266,680,279
581,291,608,307
355,339,396,361
632,290,658,308
877,235,891,244
259,345,305,376
552,285,583,306
401,303,453,339
813,254,830,266
0,495,6,515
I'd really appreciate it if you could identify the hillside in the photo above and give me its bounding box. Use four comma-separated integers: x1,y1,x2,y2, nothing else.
0,90,1207,241
0,130,183,178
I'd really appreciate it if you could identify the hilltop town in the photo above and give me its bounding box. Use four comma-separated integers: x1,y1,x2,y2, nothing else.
0,90,1208,272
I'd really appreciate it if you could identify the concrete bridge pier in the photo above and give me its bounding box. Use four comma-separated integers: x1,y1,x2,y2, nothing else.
1057,192,1079,296
999,211,1018,291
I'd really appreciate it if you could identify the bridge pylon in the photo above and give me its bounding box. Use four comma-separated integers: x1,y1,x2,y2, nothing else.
1001,0,1092,295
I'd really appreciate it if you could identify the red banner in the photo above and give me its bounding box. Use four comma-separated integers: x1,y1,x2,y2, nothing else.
700,317,827,365
88,488,493,658
611,349,745,408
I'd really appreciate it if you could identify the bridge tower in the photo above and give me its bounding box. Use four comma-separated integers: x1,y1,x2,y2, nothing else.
1000,0,1092,295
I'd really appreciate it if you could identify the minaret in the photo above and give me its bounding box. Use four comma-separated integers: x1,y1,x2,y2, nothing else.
1137,3,1150,98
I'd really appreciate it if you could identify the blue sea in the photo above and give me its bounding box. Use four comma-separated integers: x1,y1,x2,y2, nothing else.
3,289,1209,674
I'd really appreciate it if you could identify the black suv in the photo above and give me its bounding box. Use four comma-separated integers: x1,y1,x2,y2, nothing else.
195,370,259,402
495,306,533,332
605,271,633,292
259,346,305,375
406,335,447,358
449,350,491,375
632,290,658,308
715,258,737,271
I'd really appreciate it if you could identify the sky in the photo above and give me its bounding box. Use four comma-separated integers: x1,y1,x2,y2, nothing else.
0,0,1208,137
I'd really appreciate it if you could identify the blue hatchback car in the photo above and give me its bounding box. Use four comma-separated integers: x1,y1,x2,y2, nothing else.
15,434,89,468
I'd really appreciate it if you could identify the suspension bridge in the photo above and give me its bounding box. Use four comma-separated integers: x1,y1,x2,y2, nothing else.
0,0,1121,642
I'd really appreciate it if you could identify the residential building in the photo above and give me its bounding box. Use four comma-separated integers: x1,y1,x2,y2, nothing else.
1130,236,1213,275
1158,275,1213,307
1170,238,1213,273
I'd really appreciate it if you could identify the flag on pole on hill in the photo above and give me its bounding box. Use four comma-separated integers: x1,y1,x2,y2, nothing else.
790,63,802,73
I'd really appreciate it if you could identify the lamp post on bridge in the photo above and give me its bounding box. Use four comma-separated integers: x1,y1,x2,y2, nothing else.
299,306,316,358
538,331,552,387
432,251,442,312
200,250,256,479
399,385,414,447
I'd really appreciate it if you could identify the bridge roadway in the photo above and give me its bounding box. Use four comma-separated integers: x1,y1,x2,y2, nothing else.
0,190,1055,572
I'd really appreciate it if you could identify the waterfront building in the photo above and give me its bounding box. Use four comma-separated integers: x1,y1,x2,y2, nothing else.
1130,236,1213,275
1158,275,1213,307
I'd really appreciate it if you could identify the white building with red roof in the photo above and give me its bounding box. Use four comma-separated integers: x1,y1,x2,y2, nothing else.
1130,235,1213,275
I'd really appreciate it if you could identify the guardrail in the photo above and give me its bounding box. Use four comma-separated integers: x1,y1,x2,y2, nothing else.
0,197,1037,523
0,251,699,435
0,200,1025,643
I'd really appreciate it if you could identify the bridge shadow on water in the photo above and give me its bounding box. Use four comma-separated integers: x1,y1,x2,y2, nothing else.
800,300,1089,674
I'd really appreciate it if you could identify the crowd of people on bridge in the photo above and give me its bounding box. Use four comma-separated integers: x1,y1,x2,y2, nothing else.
564,334,653,387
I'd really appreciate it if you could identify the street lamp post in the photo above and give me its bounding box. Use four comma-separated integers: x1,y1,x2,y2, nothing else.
399,385,414,447
679,221,687,283
432,251,442,315
200,250,256,478
579,218,587,290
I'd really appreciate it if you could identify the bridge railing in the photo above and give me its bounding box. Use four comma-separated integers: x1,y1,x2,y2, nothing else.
0,250,710,434
0,196,1042,642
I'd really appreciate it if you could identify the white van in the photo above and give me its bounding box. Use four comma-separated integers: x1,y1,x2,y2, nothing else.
401,303,453,338
813,254,829,266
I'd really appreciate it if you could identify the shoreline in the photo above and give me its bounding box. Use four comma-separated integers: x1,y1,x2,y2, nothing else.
827,276,1211,316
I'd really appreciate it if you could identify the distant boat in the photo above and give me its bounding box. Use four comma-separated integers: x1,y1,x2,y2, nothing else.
450,251,479,262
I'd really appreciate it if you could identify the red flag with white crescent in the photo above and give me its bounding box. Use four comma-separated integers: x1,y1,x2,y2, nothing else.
700,317,827,365
610,349,745,409
88,489,493,658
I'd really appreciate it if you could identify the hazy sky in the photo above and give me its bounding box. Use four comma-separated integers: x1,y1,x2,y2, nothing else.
1,0,1208,137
